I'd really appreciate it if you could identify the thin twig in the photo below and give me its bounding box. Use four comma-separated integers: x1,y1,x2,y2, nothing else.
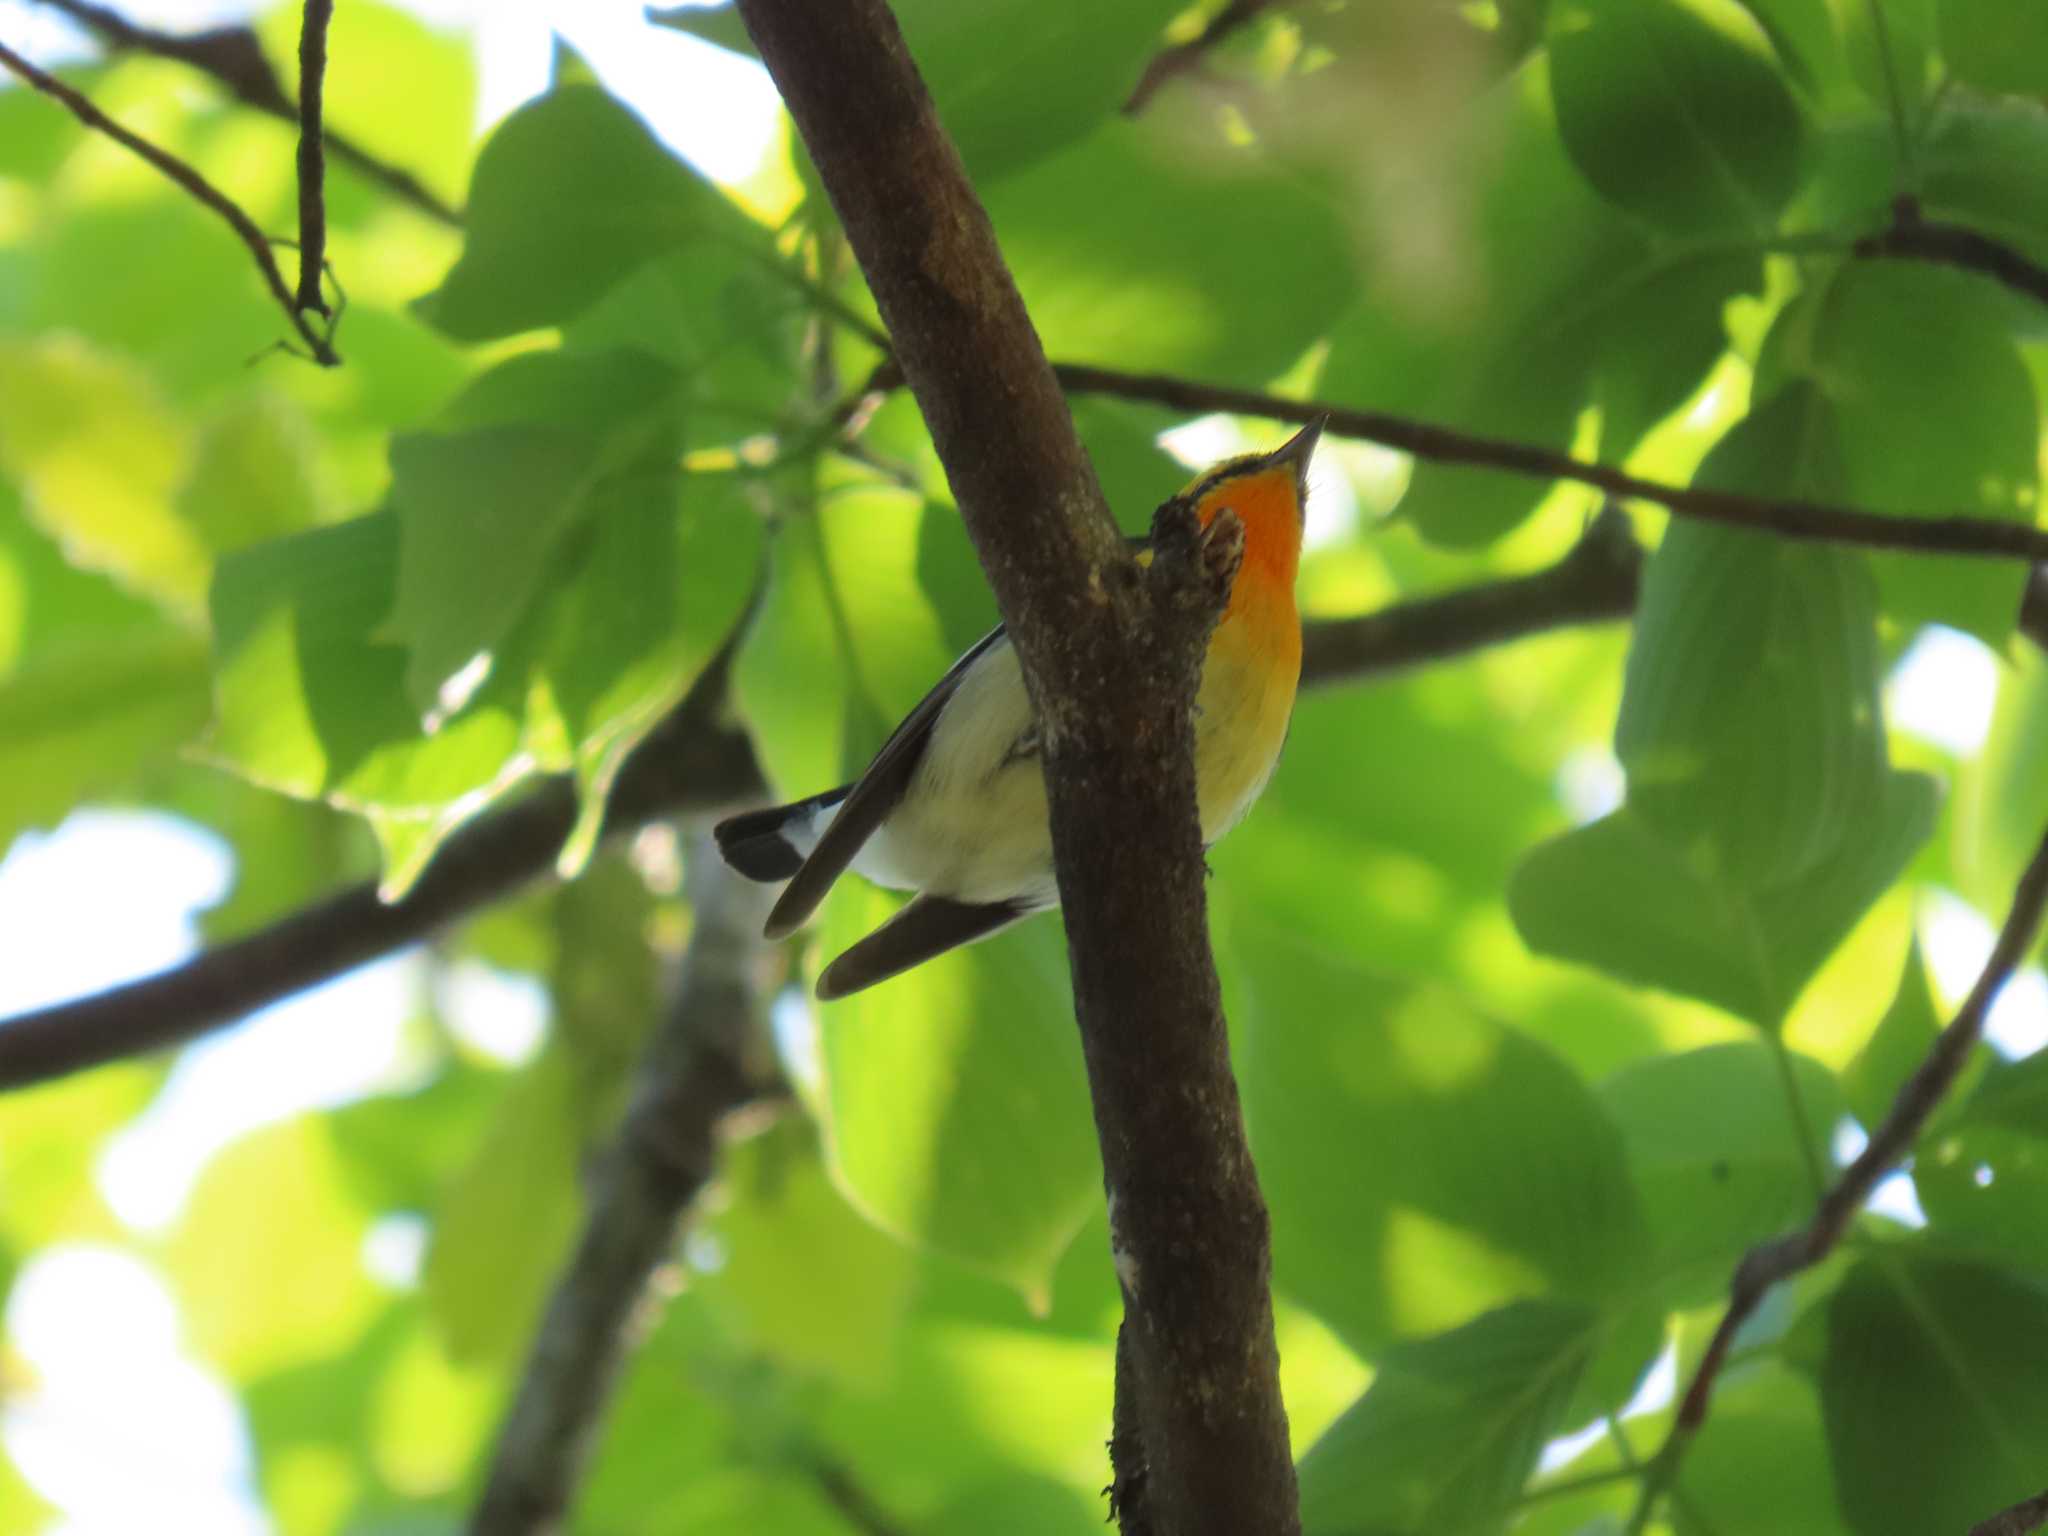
33,0,461,224
1043,362,2048,566
1626,816,2048,1527
808,1460,912,1536
468,839,776,1534
292,0,333,316
845,359,2048,568
0,38,340,364
1856,196,2048,311
1299,503,1641,686
1124,0,1278,114
1973,1488,2048,1536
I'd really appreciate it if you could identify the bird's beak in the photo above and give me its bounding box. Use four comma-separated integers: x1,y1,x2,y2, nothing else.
1266,414,1326,504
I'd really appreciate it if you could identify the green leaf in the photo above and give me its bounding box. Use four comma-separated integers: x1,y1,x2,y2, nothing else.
1510,775,1938,1027
538,474,764,874
1912,1046,2048,1273
1919,100,2048,274
168,1118,381,1377
1957,647,2048,924
1757,263,2039,644
980,119,1356,384
422,1047,584,1366
387,425,605,711
389,349,691,713
1822,1253,2048,1536
655,0,1184,182
0,628,211,848
1231,919,1648,1351
1296,1300,1599,1535
1614,387,1887,889
1939,0,2048,97
1601,1042,1843,1306
816,888,1097,1300
419,85,766,341
699,1120,918,1386
1679,1362,1854,1536
1843,940,1942,1131
1841,0,1935,131
1549,0,1806,235
177,392,331,555
0,334,205,612
207,511,537,892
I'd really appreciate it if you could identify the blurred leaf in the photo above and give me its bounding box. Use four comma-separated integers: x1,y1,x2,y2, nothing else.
1232,920,1648,1351
0,591,208,849
1919,99,2048,273
1757,263,2038,644
981,119,1356,384
1735,0,1853,104
422,1046,583,1366
1601,1042,1843,1307
655,0,1183,182
700,1120,918,1386
1936,0,2048,99
1840,0,1935,133
1510,775,1937,1027
1822,1253,2048,1536
1296,1300,1597,1535
1843,940,1941,1131
1912,1044,2048,1272
1680,1362,1854,1535
0,334,204,611
817,887,1096,1299
1614,389,1887,890
1549,0,1806,235
178,391,332,554
1957,647,2048,922
420,85,766,340
170,1117,381,1378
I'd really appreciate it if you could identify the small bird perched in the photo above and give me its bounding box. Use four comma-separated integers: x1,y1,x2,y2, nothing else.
715,418,1323,999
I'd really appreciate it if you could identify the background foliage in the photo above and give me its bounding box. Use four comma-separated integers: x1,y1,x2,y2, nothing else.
4,0,2048,1532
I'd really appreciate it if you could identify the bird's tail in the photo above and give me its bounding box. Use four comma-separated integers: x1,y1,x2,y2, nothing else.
712,789,849,883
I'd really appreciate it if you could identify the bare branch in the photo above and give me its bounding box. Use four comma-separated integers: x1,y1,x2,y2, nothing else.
1300,504,1642,687
469,839,775,1534
1973,1488,2048,1536
1043,363,2048,566
0,655,764,1092
0,37,341,364
1626,815,2048,1525
730,0,1300,1528
292,0,334,316
32,0,461,225
1124,0,1278,115
1855,196,2048,311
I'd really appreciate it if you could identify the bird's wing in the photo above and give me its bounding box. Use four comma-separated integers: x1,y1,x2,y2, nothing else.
763,623,1011,941
815,893,1038,999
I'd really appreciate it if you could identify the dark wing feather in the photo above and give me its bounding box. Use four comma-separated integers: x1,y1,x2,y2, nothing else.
815,894,1038,999
762,624,1010,941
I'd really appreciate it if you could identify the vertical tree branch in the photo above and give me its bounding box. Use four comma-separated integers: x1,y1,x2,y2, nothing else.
292,0,333,315
469,838,776,1535
730,1,1299,1530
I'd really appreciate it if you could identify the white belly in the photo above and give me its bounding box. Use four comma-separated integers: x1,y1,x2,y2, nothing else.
851,624,1295,907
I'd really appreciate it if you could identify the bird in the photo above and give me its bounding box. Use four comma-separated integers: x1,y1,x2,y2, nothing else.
714,417,1323,1000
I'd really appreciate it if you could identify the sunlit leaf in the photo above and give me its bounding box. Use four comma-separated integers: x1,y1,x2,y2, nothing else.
1510,775,1937,1028
420,85,767,341
1843,940,1941,1132
1231,918,1648,1350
